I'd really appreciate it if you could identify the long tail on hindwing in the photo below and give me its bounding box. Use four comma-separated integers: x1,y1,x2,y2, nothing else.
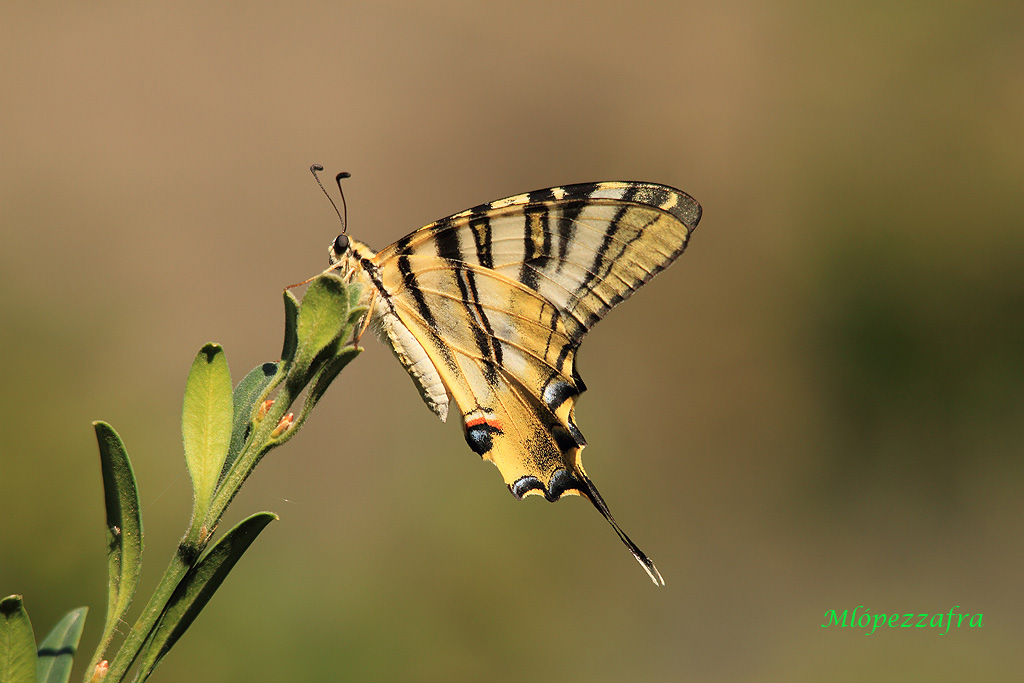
577,467,665,586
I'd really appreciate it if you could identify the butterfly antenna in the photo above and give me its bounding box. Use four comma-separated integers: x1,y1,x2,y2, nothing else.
310,164,348,234
578,471,665,586
335,171,351,235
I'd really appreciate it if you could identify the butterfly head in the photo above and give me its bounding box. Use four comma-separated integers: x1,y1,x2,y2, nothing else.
327,231,374,285
328,232,352,276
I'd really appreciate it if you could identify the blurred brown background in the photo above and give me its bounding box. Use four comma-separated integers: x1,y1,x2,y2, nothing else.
2,2,1022,681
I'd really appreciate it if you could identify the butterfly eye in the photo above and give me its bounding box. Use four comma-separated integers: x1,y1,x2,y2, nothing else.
333,234,350,254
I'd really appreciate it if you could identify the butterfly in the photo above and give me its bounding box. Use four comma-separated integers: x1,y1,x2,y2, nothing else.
326,176,701,584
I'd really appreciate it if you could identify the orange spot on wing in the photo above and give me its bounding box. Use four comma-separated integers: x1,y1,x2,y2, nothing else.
465,416,502,430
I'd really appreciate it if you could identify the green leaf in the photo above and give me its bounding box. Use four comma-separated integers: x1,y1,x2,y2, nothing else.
269,345,362,448
91,422,143,671
133,513,278,682
348,305,368,328
182,343,234,515
0,595,37,683
223,362,280,480
36,607,87,683
281,289,300,364
345,283,367,338
289,274,350,386
301,346,362,420
347,281,364,311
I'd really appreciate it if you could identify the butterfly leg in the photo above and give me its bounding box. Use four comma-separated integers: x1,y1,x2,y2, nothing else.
353,287,378,345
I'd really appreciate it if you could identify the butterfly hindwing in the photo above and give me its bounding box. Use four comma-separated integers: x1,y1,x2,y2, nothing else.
379,256,585,491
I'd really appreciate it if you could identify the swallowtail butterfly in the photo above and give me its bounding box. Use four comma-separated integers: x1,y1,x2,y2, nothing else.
326,178,701,584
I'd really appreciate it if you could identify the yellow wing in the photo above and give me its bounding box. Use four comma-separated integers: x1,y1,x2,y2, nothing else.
379,255,674,581
380,181,701,342
350,181,701,584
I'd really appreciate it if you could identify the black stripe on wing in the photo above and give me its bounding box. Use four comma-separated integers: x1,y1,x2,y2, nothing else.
389,262,581,391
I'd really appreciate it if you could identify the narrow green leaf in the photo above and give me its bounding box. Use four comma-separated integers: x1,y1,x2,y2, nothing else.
348,304,369,329
290,274,350,386
0,595,37,683
91,422,142,671
182,343,233,515
133,513,278,682
345,283,367,339
346,281,364,311
36,607,87,683
281,289,300,364
302,346,362,418
268,346,362,448
223,361,280,480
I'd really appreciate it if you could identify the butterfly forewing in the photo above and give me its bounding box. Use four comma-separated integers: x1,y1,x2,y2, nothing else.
331,180,701,584
377,181,700,341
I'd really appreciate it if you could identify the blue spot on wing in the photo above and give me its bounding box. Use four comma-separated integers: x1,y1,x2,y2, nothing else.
465,422,503,455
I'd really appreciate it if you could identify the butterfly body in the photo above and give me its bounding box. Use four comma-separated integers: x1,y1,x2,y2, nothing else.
329,181,701,584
